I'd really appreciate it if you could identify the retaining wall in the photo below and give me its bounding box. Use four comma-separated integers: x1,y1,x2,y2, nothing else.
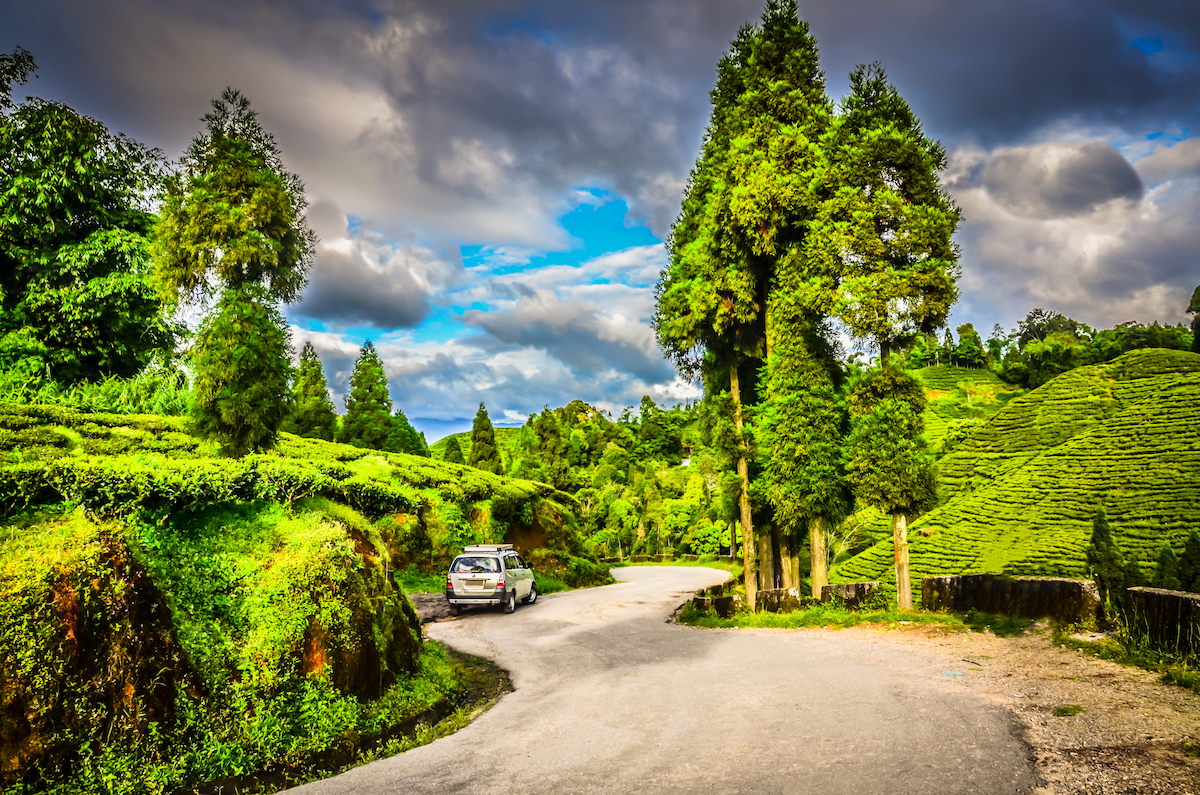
921,574,1100,625
1127,587,1200,658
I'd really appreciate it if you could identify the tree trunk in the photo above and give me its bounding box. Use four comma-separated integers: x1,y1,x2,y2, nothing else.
758,530,774,592
810,516,827,599
730,362,756,610
780,532,798,590
893,513,912,609
730,521,737,562
770,524,783,589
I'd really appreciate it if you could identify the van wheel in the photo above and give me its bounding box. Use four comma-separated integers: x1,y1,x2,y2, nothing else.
523,584,538,605
448,604,460,617
502,590,516,614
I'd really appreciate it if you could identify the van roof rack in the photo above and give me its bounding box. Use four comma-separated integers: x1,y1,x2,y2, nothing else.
462,544,514,553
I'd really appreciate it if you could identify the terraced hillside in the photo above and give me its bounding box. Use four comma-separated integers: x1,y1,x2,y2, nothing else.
833,349,1200,600
833,366,1023,554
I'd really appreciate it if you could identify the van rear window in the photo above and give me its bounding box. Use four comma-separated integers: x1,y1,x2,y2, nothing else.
452,557,499,573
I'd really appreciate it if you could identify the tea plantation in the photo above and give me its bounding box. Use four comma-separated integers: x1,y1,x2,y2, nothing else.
0,404,603,792
832,349,1200,600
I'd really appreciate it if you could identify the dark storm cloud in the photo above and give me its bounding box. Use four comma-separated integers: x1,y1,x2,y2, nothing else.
291,247,432,329
5,0,1198,238
460,293,674,384
983,142,1143,218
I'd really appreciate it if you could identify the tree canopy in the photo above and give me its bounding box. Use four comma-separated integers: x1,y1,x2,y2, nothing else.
468,402,503,475
283,341,337,441
339,341,392,450
0,48,176,385
154,88,315,304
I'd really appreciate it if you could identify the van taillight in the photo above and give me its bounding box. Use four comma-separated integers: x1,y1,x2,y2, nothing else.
497,578,504,589
446,576,453,590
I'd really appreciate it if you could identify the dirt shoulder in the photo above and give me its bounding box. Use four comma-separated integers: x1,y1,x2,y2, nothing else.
764,621,1200,794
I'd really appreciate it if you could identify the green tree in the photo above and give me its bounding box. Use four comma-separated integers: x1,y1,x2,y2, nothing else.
844,366,937,607
1188,285,1199,353
1179,529,1200,593
1085,507,1126,607
803,63,959,607
339,341,392,449
1153,543,1182,591
155,88,315,453
468,402,503,474
655,1,828,605
764,317,851,597
189,285,292,456
154,88,315,303
384,408,429,456
0,48,176,385
282,341,336,440
955,323,984,367
443,435,465,465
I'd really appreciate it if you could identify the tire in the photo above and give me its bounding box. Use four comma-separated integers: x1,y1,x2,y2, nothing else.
523,584,538,605
448,604,460,617
502,589,516,614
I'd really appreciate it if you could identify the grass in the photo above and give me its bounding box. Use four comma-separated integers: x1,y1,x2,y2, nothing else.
834,349,1200,601
1054,625,1200,698
1053,704,1085,717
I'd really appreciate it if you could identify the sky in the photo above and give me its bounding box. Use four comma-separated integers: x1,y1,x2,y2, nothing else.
5,0,1199,439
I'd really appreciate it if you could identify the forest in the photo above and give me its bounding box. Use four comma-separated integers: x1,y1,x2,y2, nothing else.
2,2,1200,792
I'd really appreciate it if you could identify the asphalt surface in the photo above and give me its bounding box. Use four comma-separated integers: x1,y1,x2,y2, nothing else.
288,566,1036,795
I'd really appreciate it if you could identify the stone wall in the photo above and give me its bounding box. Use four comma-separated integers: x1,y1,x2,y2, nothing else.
921,573,1100,625
1127,587,1200,658
756,587,802,613
821,581,880,609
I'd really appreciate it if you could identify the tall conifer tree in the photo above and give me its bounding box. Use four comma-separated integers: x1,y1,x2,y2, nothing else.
803,64,960,607
155,89,315,455
338,341,392,449
443,435,465,465
283,341,336,440
384,408,429,456
656,0,828,605
468,402,503,474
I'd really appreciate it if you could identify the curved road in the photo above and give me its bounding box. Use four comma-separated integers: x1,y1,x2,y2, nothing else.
290,567,1034,794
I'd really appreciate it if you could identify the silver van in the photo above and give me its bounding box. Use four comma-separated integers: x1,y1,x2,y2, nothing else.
445,544,537,615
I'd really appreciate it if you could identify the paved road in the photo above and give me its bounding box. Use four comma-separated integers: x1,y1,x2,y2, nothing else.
290,567,1035,794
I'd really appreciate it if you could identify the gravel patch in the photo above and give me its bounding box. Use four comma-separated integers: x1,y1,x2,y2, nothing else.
783,619,1200,794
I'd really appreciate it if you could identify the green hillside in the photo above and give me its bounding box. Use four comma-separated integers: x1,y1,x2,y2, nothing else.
833,348,1200,599
0,403,598,791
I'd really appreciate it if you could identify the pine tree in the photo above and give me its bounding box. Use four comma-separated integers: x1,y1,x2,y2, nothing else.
338,341,392,449
283,341,336,440
155,89,315,454
655,1,829,606
1179,529,1200,593
190,284,292,456
1085,507,1125,606
468,403,504,474
443,435,465,465
1153,544,1182,591
845,366,937,607
805,63,960,608
384,408,428,456
1188,285,1199,353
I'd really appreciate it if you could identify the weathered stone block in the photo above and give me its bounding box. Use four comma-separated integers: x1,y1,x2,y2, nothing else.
921,573,1100,625
690,594,742,618
1126,587,1200,658
821,581,880,609
756,587,802,613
